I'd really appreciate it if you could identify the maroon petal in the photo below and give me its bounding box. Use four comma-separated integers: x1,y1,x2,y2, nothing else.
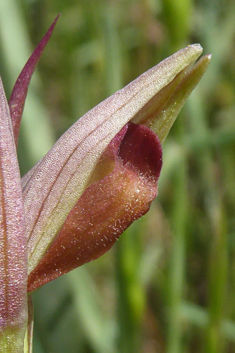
8,15,60,146
27,123,162,292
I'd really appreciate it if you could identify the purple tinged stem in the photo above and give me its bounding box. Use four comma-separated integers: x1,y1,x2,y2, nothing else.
0,78,27,351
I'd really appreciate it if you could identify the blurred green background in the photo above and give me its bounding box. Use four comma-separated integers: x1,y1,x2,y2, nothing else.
1,0,235,352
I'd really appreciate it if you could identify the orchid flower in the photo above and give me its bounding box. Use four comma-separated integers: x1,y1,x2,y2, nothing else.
0,15,211,352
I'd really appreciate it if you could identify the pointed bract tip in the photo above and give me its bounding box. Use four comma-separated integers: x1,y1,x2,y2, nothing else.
188,43,203,52
9,15,60,146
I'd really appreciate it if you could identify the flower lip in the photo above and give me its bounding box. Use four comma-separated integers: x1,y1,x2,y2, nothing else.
27,122,162,292
118,122,162,181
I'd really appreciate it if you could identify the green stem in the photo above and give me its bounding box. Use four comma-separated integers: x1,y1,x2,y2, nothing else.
166,154,188,353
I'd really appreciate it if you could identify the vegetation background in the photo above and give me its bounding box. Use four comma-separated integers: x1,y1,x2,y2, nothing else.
1,0,235,352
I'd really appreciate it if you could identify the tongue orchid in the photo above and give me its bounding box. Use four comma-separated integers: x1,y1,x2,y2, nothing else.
0,16,210,352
